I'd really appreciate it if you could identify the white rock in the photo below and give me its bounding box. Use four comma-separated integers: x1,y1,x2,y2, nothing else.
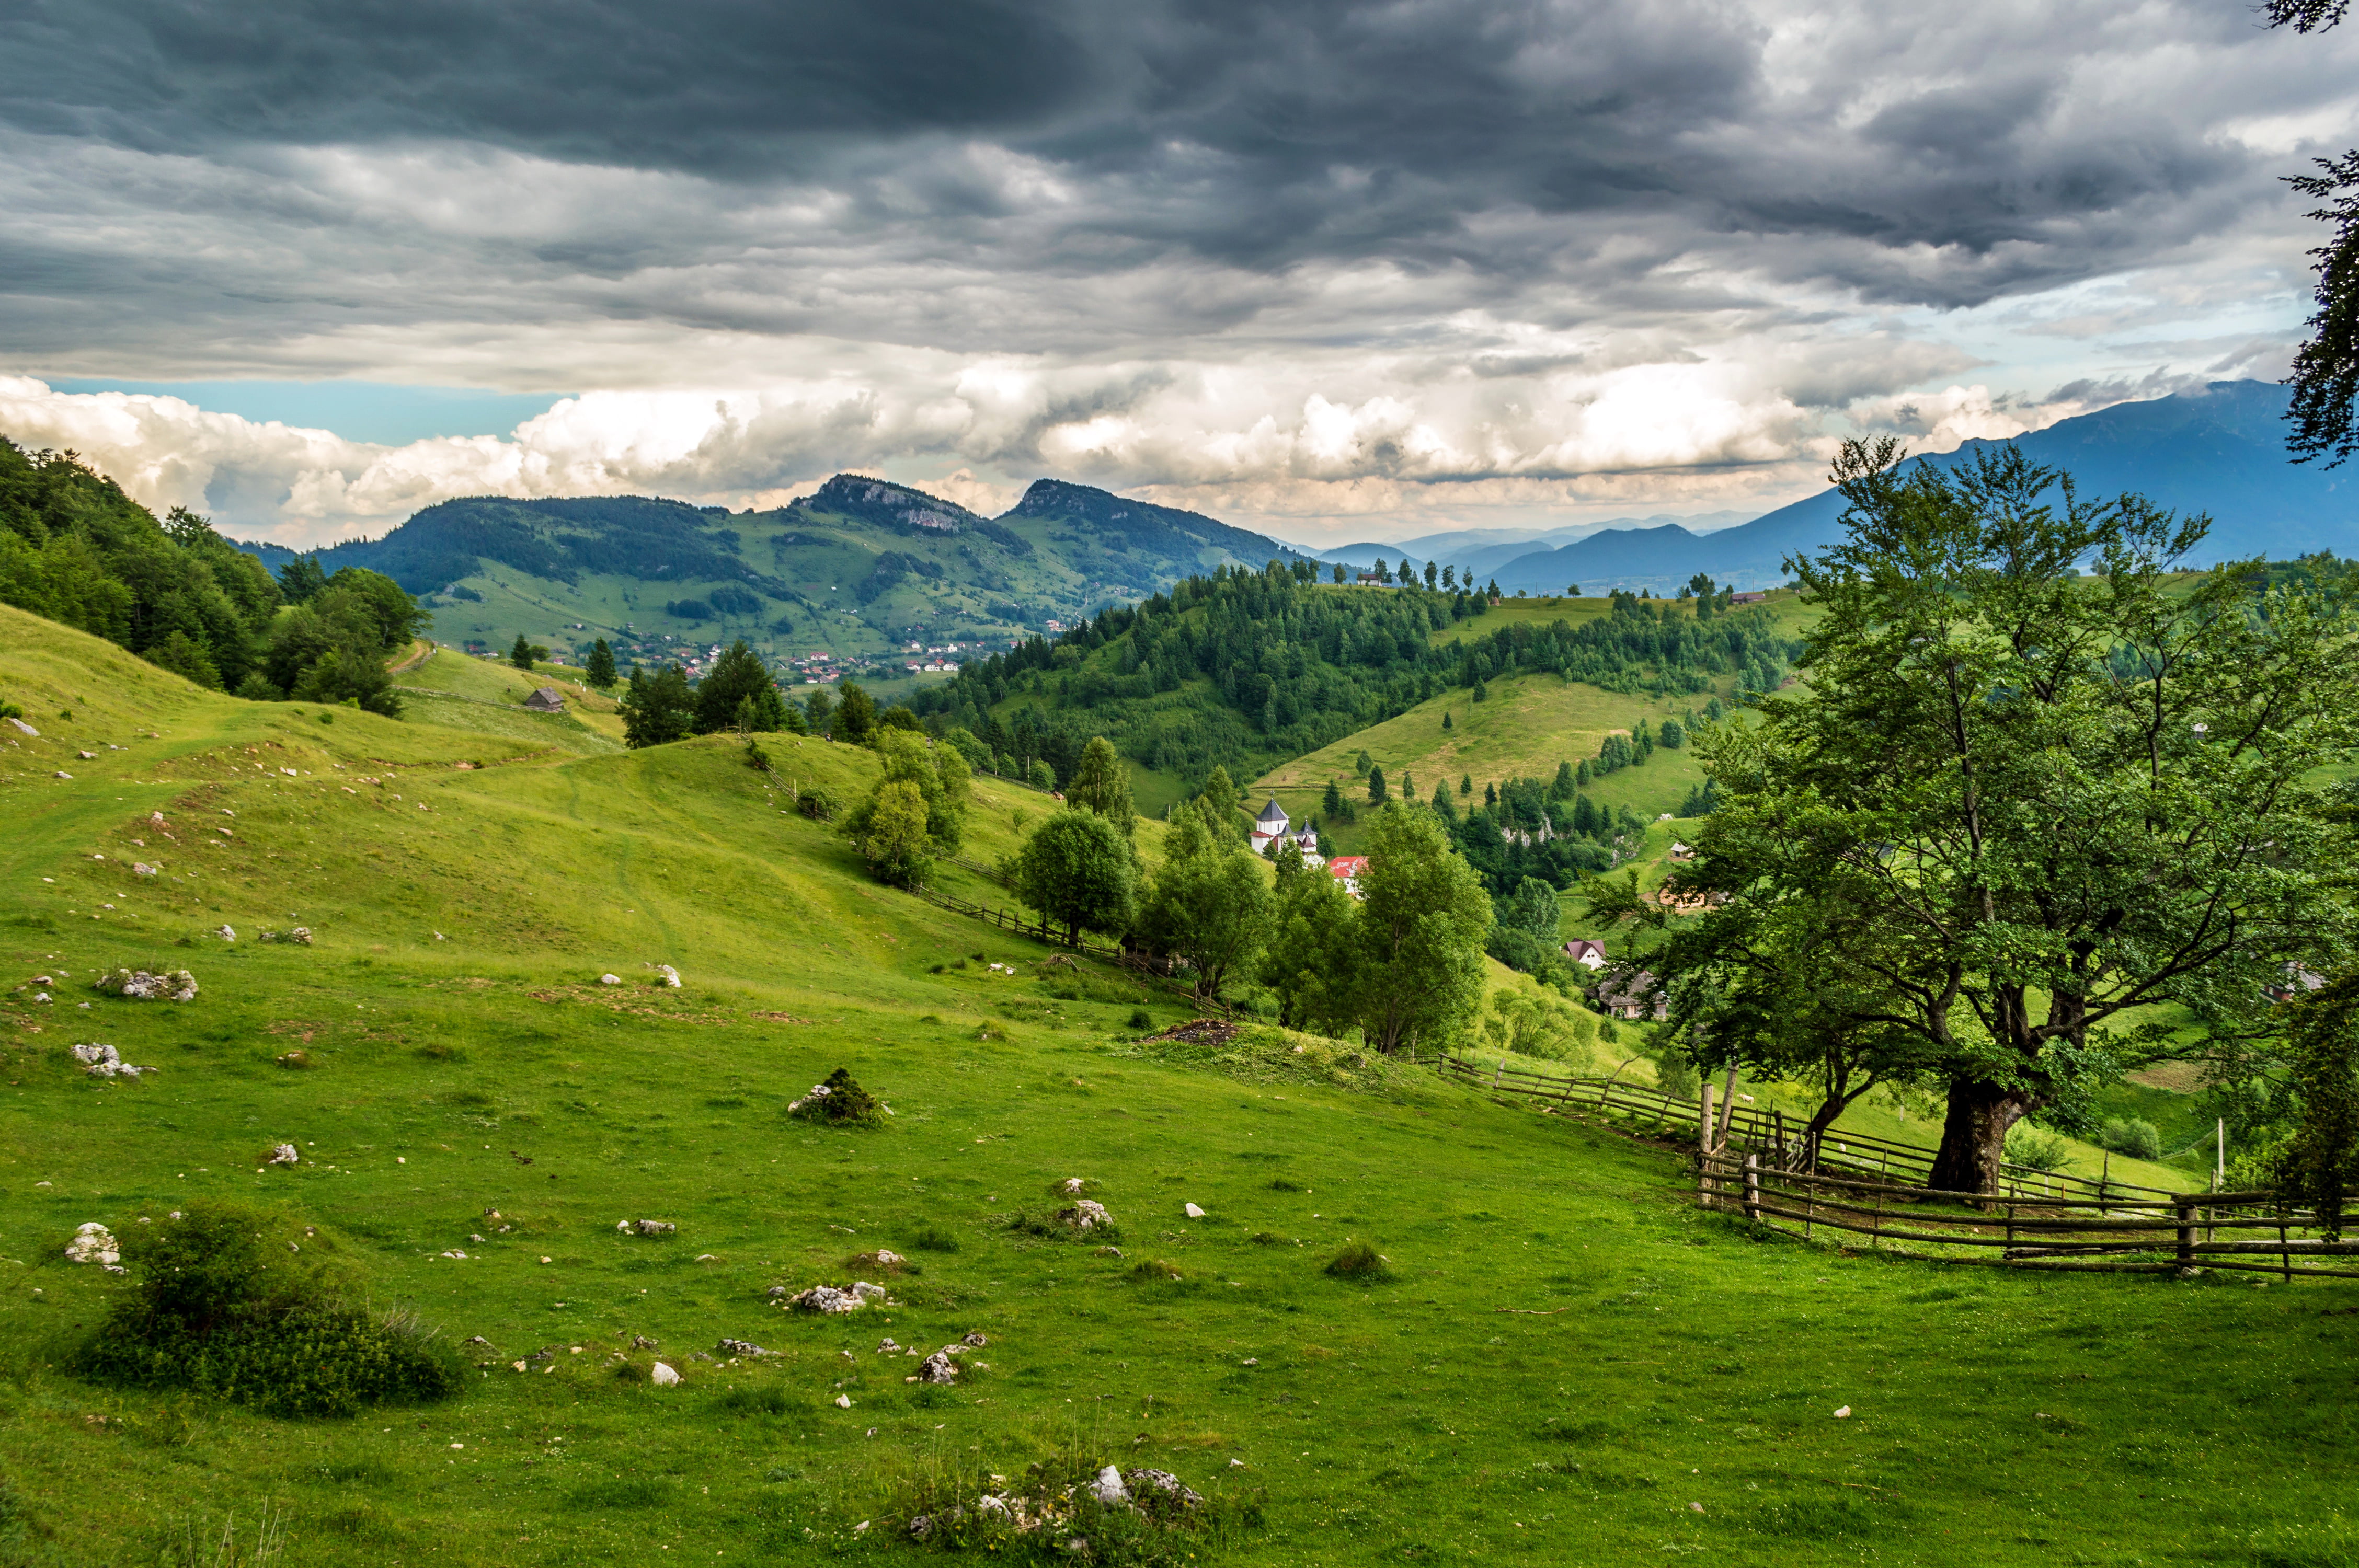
77,751,95,760
268,1143,299,1166
1834,1406,1851,1419
212,925,236,942
5,718,36,736
655,964,681,987
787,1285,869,1314
650,1362,681,1386
617,1218,675,1237
52,771,71,780
1060,1177,1087,1195
834,1393,852,1408
65,1222,119,1266
132,863,157,877
599,974,621,985
1062,1199,1113,1230
1090,1465,1130,1505
91,968,197,1002
1184,1203,1206,1219
918,1351,959,1384
71,1042,150,1078
873,1249,904,1265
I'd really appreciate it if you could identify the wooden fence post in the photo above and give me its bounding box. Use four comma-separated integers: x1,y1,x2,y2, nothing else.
1700,1082,1716,1156
2174,1195,2196,1273
1744,1153,1760,1223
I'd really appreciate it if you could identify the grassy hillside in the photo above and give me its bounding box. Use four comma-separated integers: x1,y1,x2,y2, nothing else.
1249,672,1707,851
2,604,2353,1565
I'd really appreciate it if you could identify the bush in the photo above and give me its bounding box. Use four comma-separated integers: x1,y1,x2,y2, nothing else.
1324,1241,1392,1282
2096,1116,2162,1161
69,1203,462,1418
787,1067,883,1125
1127,1008,1153,1031
909,1227,961,1254
2005,1122,2073,1173
794,789,839,822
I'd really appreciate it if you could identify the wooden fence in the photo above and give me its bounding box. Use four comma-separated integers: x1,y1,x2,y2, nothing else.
1439,1053,2175,1206
1698,1154,2359,1281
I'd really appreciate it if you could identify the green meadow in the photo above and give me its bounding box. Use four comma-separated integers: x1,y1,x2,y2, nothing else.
3,603,2356,1566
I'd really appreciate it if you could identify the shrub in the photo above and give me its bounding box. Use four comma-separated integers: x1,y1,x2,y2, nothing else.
1267,1178,1304,1192
787,1067,883,1125
2096,1116,2162,1161
908,1227,961,1254
69,1203,463,1418
794,789,839,822
1128,1258,1185,1282
1324,1241,1392,1282
1127,1008,1153,1031
2005,1122,2073,1173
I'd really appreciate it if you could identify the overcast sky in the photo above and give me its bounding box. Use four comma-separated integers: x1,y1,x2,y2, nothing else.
2,0,2352,546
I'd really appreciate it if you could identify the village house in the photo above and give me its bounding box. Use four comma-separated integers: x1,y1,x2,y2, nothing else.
523,686,566,713
1668,840,1696,861
1594,969,1667,1022
1561,938,1608,970
1326,855,1369,898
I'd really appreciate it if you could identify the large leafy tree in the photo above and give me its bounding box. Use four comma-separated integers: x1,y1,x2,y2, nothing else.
1352,804,1494,1054
841,730,971,858
1141,797,1272,1003
619,665,695,748
1703,438,2357,1192
693,640,786,733
1258,844,1361,1035
1010,809,1140,946
1066,735,1136,835
2268,2,2359,464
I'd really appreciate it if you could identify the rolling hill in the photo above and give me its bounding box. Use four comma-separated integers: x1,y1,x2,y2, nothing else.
1491,379,2354,593
233,476,1310,684
1,598,2340,1565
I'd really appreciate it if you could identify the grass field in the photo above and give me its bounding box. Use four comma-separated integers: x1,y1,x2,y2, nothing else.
1427,586,1820,649
1248,672,1707,852
4,604,2357,1566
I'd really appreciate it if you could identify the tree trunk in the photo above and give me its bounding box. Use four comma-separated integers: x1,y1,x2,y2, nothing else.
1927,1078,2028,1195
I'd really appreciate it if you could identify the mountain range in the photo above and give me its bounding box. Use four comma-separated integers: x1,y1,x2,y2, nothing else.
1485,380,2346,593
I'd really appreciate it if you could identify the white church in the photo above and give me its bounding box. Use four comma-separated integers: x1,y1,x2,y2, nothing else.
1250,798,1322,864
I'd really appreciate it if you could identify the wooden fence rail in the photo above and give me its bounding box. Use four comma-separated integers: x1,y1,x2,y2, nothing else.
1440,1054,2174,1205
1697,1151,2359,1282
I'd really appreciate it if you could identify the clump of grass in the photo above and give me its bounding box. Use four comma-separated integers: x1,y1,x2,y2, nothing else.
895,1443,1261,1560
70,1203,463,1419
1129,1258,1185,1282
1127,1008,1153,1031
976,1022,1008,1042
718,1384,790,1415
843,1250,919,1276
1247,1231,1285,1247
787,1067,883,1126
1324,1241,1392,1282
908,1227,961,1254
1267,1178,1304,1192
413,1042,464,1062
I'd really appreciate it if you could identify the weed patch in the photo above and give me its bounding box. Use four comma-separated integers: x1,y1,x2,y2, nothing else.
1323,1241,1392,1282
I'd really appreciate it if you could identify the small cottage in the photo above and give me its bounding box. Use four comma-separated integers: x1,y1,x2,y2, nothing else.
1561,938,1608,970
523,686,566,713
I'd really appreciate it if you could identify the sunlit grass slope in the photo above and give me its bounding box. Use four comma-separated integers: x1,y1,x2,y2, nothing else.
1,603,2354,1566
1250,671,1706,843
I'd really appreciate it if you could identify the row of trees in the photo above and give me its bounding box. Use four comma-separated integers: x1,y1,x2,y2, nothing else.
1603,440,2359,1195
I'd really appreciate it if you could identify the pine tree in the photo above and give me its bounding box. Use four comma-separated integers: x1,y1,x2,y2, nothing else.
1323,779,1345,818
1367,765,1387,804
585,638,617,689
1459,774,1472,796
1441,710,1452,731
510,634,548,672
833,682,876,744
1067,736,1136,835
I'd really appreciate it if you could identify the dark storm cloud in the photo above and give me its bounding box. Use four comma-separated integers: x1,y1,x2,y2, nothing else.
0,0,2327,308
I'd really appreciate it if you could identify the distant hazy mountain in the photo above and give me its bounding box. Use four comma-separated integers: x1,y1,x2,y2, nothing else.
1304,512,1755,579
1491,381,2350,593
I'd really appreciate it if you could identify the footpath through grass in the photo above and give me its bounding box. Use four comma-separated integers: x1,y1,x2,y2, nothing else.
2,605,2356,1566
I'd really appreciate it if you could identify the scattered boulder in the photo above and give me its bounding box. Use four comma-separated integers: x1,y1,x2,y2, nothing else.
1126,1469,1204,1509
53,771,71,780
789,1067,885,1124
654,964,682,987
5,717,35,736
1059,1200,1114,1231
616,1219,675,1237
834,1393,852,1408
717,1338,777,1358
276,1050,311,1069
65,1222,120,1268
650,1362,681,1387
91,969,197,1002
267,1144,299,1166
633,1335,660,1349
876,1338,902,1354
1090,1466,1129,1506
71,1042,151,1078
784,1282,888,1314
962,1331,988,1347
259,928,313,945
1184,1203,1206,1219
212,925,236,942
77,750,95,760
917,1351,958,1384
599,974,621,985
132,863,157,877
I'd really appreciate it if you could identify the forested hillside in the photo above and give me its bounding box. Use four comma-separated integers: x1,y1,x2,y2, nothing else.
911,561,1802,789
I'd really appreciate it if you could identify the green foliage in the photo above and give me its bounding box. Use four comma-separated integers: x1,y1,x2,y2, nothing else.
585,638,617,689
1352,804,1493,1054
0,441,283,690
509,635,549,671
1480,986,1597,1067
1010,808,1141,944
619,664,695,747
1026,758,1056,790
1324,1241,1391,1281
833,682,876,744
1066,735,1136,834
693,640,786,733
839,729,971,886
68,1203,462,1418
2095,1116,2162,1161
789,1067,884,1125
1498,876,1562,941
2004,1123,2073,1173
1141,797,1273,1002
